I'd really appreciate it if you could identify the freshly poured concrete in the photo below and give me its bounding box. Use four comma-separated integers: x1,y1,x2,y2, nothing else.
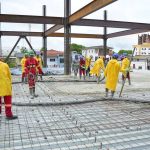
0,70,150,150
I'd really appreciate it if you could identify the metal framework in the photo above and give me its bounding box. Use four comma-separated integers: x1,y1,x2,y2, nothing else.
0,0,150,74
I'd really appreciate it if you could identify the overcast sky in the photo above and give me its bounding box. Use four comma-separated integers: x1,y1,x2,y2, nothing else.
0,0,150,52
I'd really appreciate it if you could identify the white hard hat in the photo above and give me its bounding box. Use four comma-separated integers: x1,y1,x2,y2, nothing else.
106,55,110,59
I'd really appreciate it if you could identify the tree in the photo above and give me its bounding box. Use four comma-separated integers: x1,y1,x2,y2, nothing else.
118,50,133,55
20,47,28,54
70,43,85,54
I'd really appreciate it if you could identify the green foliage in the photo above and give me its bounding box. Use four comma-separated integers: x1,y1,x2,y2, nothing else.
7,59,17,68
40,47,46,51
70,43,85,54
20,47,28,54
118,50,133,55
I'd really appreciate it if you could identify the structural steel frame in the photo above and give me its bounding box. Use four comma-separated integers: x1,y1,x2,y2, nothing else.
0,0,150,74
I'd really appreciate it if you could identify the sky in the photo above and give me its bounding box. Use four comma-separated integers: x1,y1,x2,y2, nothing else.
0,0,150,53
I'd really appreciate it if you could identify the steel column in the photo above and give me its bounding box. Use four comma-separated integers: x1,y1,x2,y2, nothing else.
43,5,47,67
0,3,2,56
103,10,107,57
64,0,71,75
5,36,22,62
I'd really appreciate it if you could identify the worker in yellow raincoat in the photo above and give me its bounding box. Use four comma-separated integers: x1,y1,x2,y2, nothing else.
85,55,93,77
0,57,18,120
121,54,131,85
35,51,43,81
90,56,105,82
21,53,28,83
104,53,126,98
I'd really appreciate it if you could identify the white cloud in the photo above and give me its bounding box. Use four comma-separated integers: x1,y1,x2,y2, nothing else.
1,0,150,52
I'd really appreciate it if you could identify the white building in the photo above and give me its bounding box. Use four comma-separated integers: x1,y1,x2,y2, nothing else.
47,50,64,68
82,46,112,61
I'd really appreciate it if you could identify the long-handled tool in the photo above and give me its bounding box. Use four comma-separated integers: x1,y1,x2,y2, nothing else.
119,47,136,97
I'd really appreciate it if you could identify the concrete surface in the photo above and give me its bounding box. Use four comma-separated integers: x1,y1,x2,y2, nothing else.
0,70,150,150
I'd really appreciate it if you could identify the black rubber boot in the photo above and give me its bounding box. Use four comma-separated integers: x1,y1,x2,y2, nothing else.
6,115,18,120
111,91,115,99
33,87,38,98
105,88,108,97
30,88,34,99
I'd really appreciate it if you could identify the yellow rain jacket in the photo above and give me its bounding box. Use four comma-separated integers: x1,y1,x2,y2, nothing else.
85,57,92,69
104,59,121,91
35,57,43,68
21,57,27,73
0,61,12,96
121,58,130,77
90,58,105,76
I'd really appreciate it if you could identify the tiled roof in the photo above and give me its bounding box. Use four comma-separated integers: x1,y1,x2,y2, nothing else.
47,50,64,57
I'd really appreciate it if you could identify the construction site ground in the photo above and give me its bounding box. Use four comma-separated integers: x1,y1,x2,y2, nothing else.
0,70,150,150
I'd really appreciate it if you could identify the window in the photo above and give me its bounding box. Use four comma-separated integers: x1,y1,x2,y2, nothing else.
50,58,55,62
60,58,64,63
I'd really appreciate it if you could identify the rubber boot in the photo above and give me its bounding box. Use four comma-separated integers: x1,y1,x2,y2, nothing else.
33,87,38,98
25,77,28,84
22,77,24,83
110,91,115,99
83,75,85,80
105,88,108,97
30,88,34,99
40,75,43,81
122,79,125,85
128,79,131,85
79,75,81,80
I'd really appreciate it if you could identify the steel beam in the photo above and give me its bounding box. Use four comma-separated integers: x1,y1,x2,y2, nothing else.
0,14,64,24
0,31,103,38
5,36,22,62
24,36,35,53
45,25,64,36
45,0,116,35
0,31,42,36
48,33,103,38
69,0,117,23
73,19,150,29
107,29,150,38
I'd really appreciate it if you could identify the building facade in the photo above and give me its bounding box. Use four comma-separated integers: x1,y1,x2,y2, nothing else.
82,46,112,61
132,34,150,70
133,34,150,56
47,50,64,68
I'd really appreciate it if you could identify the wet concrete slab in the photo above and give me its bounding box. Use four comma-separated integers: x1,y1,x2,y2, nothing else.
0,70,150,149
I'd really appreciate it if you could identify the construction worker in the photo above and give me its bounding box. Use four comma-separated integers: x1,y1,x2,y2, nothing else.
35,51,43,81
72,55,79,77
104,53,126,98
21,53,28,83
121,54,131,85
25,51,40,99
0,56,18,120
85,55,93,77
79,56,86,80
90,56,105,82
